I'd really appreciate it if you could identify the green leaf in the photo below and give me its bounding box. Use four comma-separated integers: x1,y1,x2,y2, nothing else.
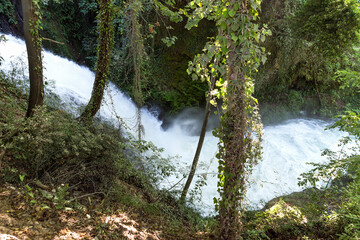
231,23,239,31
221,22,227,30
260,35,265,42
19,174,25,182
229,10,236,17
222,8,228,18
231,34,238,43
25,184,32,192
233,3,239,11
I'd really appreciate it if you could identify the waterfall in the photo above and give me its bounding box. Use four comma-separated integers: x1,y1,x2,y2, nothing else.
0,34,343,215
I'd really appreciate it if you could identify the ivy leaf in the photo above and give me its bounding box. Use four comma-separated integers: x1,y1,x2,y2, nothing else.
231,23,239,31
231,34,238,43
221,22,227,30
260,34,265,42
222,8,228,18
229,9,236,17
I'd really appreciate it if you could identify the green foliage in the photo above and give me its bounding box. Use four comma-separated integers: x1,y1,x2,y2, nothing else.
255,0,360,117
287,90,304,113
184,0,270,237
243,95,360,240
297,111,360,238
293,0,360,56
40,0,98,65
161,35,177,47
332,62,360,111
127,138,179,186
244,199,307,239
40,0,212,112
338,180,360,239
79,0,98,15
0,0,17,24
242,188,344,239
51,184,71,209
0,103,125,189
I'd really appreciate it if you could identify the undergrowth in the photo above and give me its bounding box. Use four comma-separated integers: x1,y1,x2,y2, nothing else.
1,49,359,238
0,71,211,238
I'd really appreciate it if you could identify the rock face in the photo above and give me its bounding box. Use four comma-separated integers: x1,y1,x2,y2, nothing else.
0,0,23,37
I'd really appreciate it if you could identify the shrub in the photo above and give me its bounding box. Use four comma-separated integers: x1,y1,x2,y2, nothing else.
1,105,126,191
244,199,307,239
297,111,360,238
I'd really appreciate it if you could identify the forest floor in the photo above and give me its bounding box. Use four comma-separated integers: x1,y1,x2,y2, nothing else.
0,181,206,240
0,76,212,239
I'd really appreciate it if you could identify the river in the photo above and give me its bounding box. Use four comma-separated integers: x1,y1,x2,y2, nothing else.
0,34,343,215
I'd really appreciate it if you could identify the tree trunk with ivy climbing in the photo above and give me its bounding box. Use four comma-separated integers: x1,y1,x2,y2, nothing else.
214,0,265,239
22,0,44,118
80,0,114,121
218,51,249,239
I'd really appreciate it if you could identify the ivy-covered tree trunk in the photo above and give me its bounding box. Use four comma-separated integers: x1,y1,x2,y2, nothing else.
80,0,113,121
218,55,248,239
183,0,267,237
22,0,44,118
216,0,264,239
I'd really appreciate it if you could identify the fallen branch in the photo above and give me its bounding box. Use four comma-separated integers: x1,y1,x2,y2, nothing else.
31,180,51,191
0,148,6,170
69,192,105,202
154,176,185,203
42,37,65,45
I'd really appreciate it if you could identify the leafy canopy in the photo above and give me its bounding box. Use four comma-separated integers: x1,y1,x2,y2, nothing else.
293,0,360,55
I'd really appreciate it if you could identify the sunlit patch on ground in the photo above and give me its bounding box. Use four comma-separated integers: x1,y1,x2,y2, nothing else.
0,234,19,239
0,184,167,239
101,213,161,240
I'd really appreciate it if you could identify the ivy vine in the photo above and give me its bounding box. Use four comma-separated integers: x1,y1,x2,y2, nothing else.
185,0,271,238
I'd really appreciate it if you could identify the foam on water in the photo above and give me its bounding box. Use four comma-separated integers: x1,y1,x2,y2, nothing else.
0,34,344,215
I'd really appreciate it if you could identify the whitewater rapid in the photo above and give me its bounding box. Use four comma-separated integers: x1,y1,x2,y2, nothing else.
0,34,343,215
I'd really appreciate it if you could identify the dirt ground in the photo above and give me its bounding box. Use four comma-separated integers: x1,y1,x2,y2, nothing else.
0,183,163,240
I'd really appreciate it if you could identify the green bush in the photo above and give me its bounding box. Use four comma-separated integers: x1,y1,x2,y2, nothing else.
244,199,307,239
287,90,304,113
338,181,360,239
0,105,126,191
297,111,360,238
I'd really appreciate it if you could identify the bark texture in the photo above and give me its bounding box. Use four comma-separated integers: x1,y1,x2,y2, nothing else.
22,0,43,118
180,97,211,203
80,0,113,120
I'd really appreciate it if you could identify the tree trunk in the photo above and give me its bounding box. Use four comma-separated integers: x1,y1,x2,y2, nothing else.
22,0,43,118
218,64,247,240
80,0,113,121
180,96,211,203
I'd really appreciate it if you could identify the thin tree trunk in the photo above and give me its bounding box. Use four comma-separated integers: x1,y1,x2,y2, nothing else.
179,96,211,204
129,5,145,140
80,0,113,121
22,0,43,118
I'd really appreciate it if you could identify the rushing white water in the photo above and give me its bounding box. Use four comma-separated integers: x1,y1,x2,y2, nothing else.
0,34,344,215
